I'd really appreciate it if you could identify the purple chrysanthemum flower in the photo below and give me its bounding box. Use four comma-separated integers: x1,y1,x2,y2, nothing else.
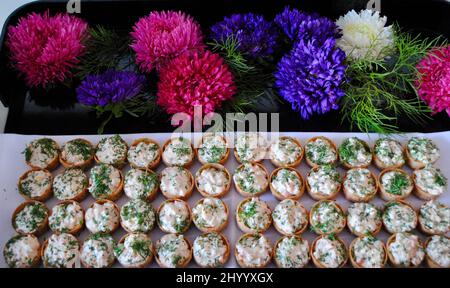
77,70,146,107
275,38,347,120
274,7,338,45
210,13,278,58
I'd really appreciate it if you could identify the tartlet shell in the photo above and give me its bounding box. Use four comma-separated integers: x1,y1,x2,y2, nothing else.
342,168,378,202
270,167,305,201
49,200,85,235
404,143,437,170
378,168,413,201
59,138,94,169
3,234,41,268
386,233,424,268
234,233,272,268
305,136,338,168
128,138,161,170
161,138,195,168
40,234,80,268
25,139,60,171
196,134,230,165
192,198,229,233
117,233,154,268
159,167,194,200
80,235,116,268
269,136,304,168
373,140,405,170
193,232,230,268
273,235,310,268
88,166,124,201
382,200,418,234
339,139,372,169
424,235,450,268
18,168,53,202
125,168,159,202
12,200,49,235
309,200,346,235
86,199,121,233
236,197,272,234
157,199,192,234
233,163,269,197
305,167,341,201
310,235,348,268
155,234,192,268
272,200,309,236
349,236,388,268
53,169,89,202
195,163,231,198
412,170,443,201
94,138,128,169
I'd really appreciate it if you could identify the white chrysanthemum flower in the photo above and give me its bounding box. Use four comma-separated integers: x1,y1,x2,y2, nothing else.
336,9,394,61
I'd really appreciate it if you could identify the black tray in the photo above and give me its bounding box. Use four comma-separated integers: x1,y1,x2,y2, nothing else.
0,0,449,135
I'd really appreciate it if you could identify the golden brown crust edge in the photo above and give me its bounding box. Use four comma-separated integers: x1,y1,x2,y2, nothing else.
49,200,85,235
59,138,95,169
269,167,305,201
157,199,192,234
309,200,346,235
87,199,121,233
194,232,230,268
382,200,418,234
235,198,272,234
18,168,53,202
268,136,304,168
3,234,41,268
155,235,192,268
196,134,230,165
195,163,231,198
192,198,229,233
412,171,441,201
12,200,49,235
342,168,378,202
233,163,269,197
386,233,424,268
272,201,309,236
128,138,162,170
273,235,310,268
378,168,413,201
348,236,388,268
117,233,154,268
160,167,194,200
304,136,338,168
310,235,348,268
161,138,195,168
424,236,450,268
305,168,341,201
234,233,272,268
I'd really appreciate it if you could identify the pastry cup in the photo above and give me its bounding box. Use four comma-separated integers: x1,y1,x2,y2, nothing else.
424,236,450,268
59,138,94,169
418,203,450,236
49,200,85,235
378,168,413,201
310,235,348,268
18,168,53,202
342,168,378,202
12,200,49,235
88,166,124,201
236,197,272,233
159,167,194,200
157,199,192,234
235,233,272,268
41,235,80,268
196,134,230,165
125,168,159,202
309,200,346,235
94,138,128,169
347,210,382,237
305,136,338,168
272,200,308,236
349,236,387,268
233,163,269,197
194,232,230,268
195,163,231,198
87,199,121,233
80,234,115,268
306,167,341,200
128,138,161,170
273,235,309,268
117,233,154,268
155,234,192,268
53,169,89,202
3,234,41,268
382,200,418,234
192,198,229,233
25,139,60,171
373,140,405,170
386,233,424,268
339,139,372,169
270,167,305,201
161,138,195,168
405,143,434,170
412,170,442,201
269,136,304,168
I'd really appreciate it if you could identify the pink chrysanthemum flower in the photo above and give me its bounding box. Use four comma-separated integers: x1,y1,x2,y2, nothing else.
130,10,205,73
416,45,450,116
6,11,88,87
157,50,236,119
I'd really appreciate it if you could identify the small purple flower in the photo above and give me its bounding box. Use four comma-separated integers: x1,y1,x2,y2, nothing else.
275,38,347,120
274,7,338,45
210,13,278,58
77,70,146,107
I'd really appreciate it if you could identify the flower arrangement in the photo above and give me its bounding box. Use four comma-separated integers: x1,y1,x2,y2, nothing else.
76,69,154,133
415,45,450,116
6,11,88,87
130,10,205,73
157,50,236,118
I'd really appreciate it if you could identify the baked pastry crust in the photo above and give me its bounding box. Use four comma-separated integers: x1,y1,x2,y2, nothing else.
18,168,53,202
88,164,124,201
418,201,450,235
86,199,120,233
157,199,192,234
378,168,413,201
412,167,447,201
117,233,154,268
41,233,80,268
310,235,348,268
196,134,229,165
272,199,308,236
342,168,378,202
127,138,161,170
306,166,341,200
80,233,116,268
195,163,231,198
338,137,372,169
3,234,41,268
424,235,450,268
12,200,49,235
386,232,424,268
270,167,305,201
94,135,128,168
236,197,272,233
233,163,269,197
53,168,88,202
273,235,310,268
161,137,195,168
269,136,303,168
24,138,60,171
49,200,85,235
155,234,192,268
193,232,230,268
349,236,387,268
382,200,417,234
192,197,229,233
373,138,405,170
304,136,338,168
235,233,272,268
309,200,346,235
159,166,194,200
59,138,94,169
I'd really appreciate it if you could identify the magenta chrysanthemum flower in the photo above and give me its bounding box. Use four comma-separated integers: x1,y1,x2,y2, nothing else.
157,50,236,118
6,11,88,87
130,10,205,73
415,45,450,116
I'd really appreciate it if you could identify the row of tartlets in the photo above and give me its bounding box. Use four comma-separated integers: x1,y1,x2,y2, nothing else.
4,229,449,269
5,197,449,268
22,134,442,171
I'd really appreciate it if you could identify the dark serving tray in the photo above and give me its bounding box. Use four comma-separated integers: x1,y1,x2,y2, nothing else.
0,0,449,135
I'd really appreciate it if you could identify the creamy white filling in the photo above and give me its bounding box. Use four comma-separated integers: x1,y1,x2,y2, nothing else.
233,163,268,194
124,169,157,199
313,238,346,268
61,140,92,165
120,199,155,233
49,202,84,233
4,235,40,268
272,199,307,235
374,138,404,167
347,203,381,235
198,134,227,163
156,234,190,268
381,171,412,196
85,202,119,233
238,198,271,231
236,235,271,266
275,236,309,268
95,135,127,165
162,137,193,166
310,202,345,234
388,233,425,266
414,166,447,196
426,235,450,268
88,164,121,199
14,203,47,234
80,234,115,268
192,198,227,230
305,138,337,165
344,168,376,198
419,200,450,234
43,233,79,268
307,166,340,196
116,233,152,267
193,233,227,267
127,141,159,168
269,138,302,165
196,167,229,196
352,236,385,268
340,137,371,167
19,170,51,198
271,169,301,197
158,200,190,233
383,203,416,233
407,137,440,164
235,133,268,162
26,138,58,168
160,166,191,197
53,168,87,200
